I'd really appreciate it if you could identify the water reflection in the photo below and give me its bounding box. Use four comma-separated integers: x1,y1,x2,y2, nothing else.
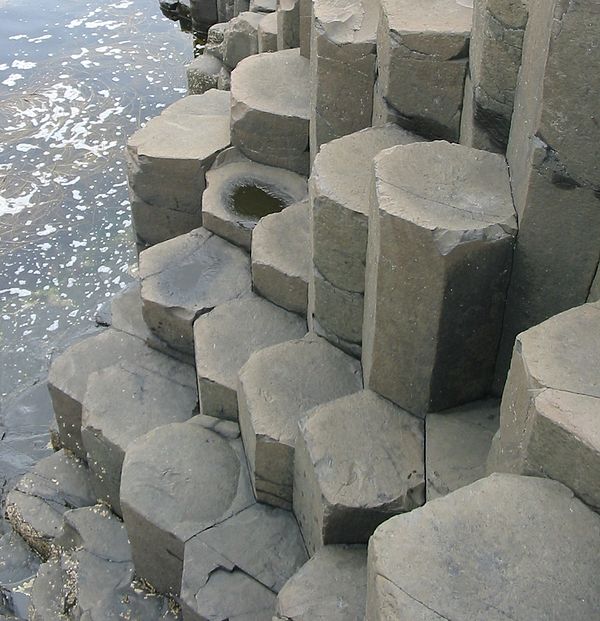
0,0,193,399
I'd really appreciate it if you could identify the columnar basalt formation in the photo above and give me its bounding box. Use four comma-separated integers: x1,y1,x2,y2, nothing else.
258,11,278,51
277,0,300,49
495,0,600,385
186,53,224,94
222,11,263,68
376,0,471,141
363,141,517,415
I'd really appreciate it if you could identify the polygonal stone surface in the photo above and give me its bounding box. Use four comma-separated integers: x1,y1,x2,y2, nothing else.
251,200,310,315
277,0,299,50
231,49,310,174
367,474,600,620
310,0,377,153
81,358,197,516
250,0,276,12
274,545,367,620
194,296,306,421
258,12,278,52
205,22,228,60
238,335,362,508
223,11,263,69
120,416,254,595
107,280,153,342
377,0,471,141
202,147,307,250
139,227,252,354
294,390,424,555
488,302,600,511
181,503,307,620
126,90,230,247
426,399,499,501
186,53,224,95
363,141,516,416
5,450,95,559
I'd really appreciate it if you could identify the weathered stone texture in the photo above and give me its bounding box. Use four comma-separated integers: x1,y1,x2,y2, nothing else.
222,11,263,69
186,53,224,94
258,11,278,52
299,0,311,57
277,0,300,50
363,141,516,415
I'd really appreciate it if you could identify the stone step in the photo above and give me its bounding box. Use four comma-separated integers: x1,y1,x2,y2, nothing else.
238,335,363,508
231,48,310,174
251,199,310,315
186,52,224,95
222,11,263,69
258,11,278,52
5,450,95,559
29,504,180,621
120,415,255,596
81,357,197,516
363,141,516,416
181,503,307,620
367,474,600,619
139,227,252,355
376,0,471,141
202,147,307,250
310,0,378,154
126,89,230,248
426,399,499,501
193,295,307,421
294,390,424,555
274,545,367,620
488,301,600,511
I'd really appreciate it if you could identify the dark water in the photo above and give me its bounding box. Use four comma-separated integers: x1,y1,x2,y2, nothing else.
0,0,193,401
229,184,286,220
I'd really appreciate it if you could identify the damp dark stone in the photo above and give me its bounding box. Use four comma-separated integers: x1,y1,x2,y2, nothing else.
228,184,286,221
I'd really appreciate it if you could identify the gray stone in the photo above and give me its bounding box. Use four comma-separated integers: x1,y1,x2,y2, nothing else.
202,147,307,250
299,0,311,58
258,11,278,52
108,281,152,342
377,0,471,141
186,53,224,95
205,22,229,61
194,296,306,421
251,200,310,315
238,335,362,508
230,49,310,175
589,263,600,303
81,359,197,515
139,227,252,354
5,450,95,559
222,11,263,69
277,0,299,49
48,329,150,457
294,390,424,555
488,302,600,511
181,504,307,621
495,0,600,386
371,77,402,127
120,416,254,595
367,474,600,620
126,91,230,246
459,73,502,153
250,0,276,11
234,0,250,15
363,141,516,416
426,399,499,501
309,0,377,154
275,545,367,620
217,65,231,90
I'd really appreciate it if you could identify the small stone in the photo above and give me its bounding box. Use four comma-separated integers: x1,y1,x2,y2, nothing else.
186,53,224,94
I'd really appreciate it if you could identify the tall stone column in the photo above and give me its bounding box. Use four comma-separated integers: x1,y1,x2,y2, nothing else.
495,0,600,387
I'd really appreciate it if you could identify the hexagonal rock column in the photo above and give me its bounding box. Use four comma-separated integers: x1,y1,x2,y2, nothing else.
494,0,600,386
202,147,307,250
377,0,471,141
222,11,263,69
252,200,310,315
186,53,224,95
299,0,311,57
81,359,197,516
488,302,600,511
277,0,299,50
120,416,255,595
363,141,516,416
309,0,377,155
139,227,252,355
309,125,424,356
238,335,362,509
258,12,278,52
126,90,230,248
205,22,228,60
48,329,154,458
230,49,310,175
181,504,307,621
5,450,95,559
366,474,600,620
274,545,367,620
426,399,499,501
460,0,529,152
194,296,306,421
294,390,424,555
